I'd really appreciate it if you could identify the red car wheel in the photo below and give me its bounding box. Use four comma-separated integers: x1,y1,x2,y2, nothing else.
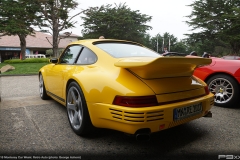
207,74,240,107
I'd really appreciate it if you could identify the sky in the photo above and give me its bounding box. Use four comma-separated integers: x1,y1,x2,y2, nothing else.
63,0,195,40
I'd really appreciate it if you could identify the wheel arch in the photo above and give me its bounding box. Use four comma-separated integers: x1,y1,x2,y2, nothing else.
205,72,240,87
38,71,42,80
65,78,90,101
66,78,78,97
38,70,46,81
38,71,48,88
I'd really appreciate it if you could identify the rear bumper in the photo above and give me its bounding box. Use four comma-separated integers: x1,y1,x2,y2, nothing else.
87,93,214,134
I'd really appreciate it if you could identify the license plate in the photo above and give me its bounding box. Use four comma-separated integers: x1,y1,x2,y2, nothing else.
174,103,202,120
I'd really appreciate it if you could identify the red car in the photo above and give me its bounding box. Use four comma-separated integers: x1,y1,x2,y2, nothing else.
193,57,240,107
163,52,240,107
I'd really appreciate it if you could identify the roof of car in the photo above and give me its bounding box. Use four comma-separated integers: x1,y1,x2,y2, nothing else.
69,39,143,46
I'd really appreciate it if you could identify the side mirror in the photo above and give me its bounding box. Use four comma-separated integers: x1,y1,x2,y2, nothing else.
49,58,59,64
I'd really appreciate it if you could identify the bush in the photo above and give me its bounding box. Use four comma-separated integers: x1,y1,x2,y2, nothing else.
4,58,49,63
46,49,64,57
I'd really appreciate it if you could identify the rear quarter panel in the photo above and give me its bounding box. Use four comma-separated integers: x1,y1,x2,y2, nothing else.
194,58,240,84
68,65,155,104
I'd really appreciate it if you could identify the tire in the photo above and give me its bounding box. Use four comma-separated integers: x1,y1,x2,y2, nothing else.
39,73,50,100
207,74,240,107
66,81,94,136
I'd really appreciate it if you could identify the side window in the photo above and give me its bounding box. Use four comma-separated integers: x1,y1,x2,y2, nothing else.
60,45,82,64
76,47,97,64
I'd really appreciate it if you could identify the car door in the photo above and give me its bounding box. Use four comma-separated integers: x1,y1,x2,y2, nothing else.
46,45,83,101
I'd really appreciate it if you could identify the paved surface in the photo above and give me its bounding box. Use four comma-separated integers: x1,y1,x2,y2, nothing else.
0,75,240,160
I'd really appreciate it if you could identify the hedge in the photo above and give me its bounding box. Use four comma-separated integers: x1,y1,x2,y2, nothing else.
4,58,50,63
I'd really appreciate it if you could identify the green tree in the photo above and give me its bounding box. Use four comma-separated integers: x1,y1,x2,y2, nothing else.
171,40,190,54
37,0,82,57
141,33,153,49
185,0,240,55
151,32,179,53
0,0,41,60
81,3,152,44
186,35,215,56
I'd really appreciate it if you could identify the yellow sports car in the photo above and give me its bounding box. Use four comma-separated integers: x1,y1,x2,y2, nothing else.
39,39,214,140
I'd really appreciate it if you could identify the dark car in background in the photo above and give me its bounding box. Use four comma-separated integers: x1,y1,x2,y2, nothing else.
222,56,240,60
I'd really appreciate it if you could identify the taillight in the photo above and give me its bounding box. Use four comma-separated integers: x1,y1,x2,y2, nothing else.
113,95,158,107
204,86,210,95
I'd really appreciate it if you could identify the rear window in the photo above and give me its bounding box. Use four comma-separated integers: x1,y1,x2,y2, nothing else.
95,43,160,58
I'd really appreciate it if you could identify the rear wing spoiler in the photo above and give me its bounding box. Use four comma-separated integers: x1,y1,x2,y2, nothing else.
114,57,212,79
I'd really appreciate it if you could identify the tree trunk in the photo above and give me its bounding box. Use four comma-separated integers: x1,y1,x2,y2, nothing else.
52,19,59,58
18,34,26,60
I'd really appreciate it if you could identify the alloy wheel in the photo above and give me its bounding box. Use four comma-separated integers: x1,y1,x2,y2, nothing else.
39,74,44,97
208,78,234,104
67,86,83,130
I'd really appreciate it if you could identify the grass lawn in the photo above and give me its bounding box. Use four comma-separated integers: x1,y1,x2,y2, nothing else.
0,63,49,75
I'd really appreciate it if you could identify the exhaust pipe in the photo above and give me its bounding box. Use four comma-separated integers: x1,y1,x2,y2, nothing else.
203,111,212,118
135,128,151,141
136,133,151,141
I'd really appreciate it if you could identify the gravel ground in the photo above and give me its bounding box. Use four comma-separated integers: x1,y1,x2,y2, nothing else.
0,75,39,98
0,75,240,160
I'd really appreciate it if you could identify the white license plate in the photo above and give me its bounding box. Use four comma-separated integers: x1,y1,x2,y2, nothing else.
174,103,202,120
